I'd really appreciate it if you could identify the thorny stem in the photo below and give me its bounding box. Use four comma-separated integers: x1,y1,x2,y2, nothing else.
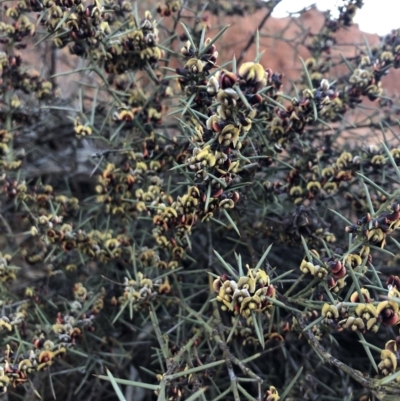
212,290,263,401
149,303,170,360
293,311,400,400
175,277,265,401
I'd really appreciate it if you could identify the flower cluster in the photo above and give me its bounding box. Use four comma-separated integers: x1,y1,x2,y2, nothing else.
13,0,165,74
156,0,182,17
176,38,218,108
320,278,400,336
0,345,66,392
346,203,400,249
115,272,171,310
265,79,336,148
0,52,53,105
203,0,269,17
112,77,172,127
0,253,19,284
307,0,363,55
213,266,275,318
95,160,156,215
0,297,97,392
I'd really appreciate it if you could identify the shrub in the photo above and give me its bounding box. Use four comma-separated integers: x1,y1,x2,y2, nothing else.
1,0,400,400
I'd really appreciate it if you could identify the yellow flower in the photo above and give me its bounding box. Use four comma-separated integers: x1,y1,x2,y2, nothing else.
321,303,339,320
265,385,280,401
238,62,267,86
0,318,11,331
158,278,171,294
237,276,256,293
218,124,240,148
66,264,77,272
379,349,397,375
240,295,261,317
300,260,315,275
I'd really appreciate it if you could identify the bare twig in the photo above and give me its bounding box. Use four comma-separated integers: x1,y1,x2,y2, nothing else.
237,1,282,65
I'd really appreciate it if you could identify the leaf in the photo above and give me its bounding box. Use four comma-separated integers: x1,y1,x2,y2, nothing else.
339,52,354,72
222,209,241,237
381,141,400,181
376,368,400,385
213,250,238,278
97,375,159,391
235,85,253,111
199,25,230,57
317,117,333,130
235,252,244,276
51,68,92,78
168,161,193,171
106,369,127,401
209,388,231,401
184,387,208,401
300,235,312,262
356,172,390,198
357,332,378,373
302,315,324,332
198,27,206,53
255,29,260,59
165,360,225,380
255,243,273,271
112,301,129,324
279,366,304,400
360,181,375,216
29,379,43,400
252,311,265,349
270,269,295,284
204,183,212,213
180,22,196,51
358,339,382,353
157,381,166,401
299,57,313,89
232,55,237,75
328,208,353,226
207,173,227,188
226,316,240,343
264,297,301,313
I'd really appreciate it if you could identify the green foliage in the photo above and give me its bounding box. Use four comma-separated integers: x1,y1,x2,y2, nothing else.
2,0,400,400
